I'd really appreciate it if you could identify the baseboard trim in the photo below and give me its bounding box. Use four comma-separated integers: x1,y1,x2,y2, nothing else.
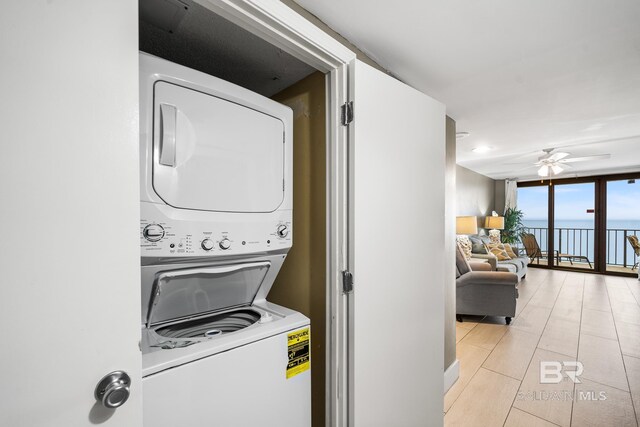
444,359,460,394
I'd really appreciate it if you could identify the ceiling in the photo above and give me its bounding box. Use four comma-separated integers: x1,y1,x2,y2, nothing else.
293,0,640,180
139,0,315,97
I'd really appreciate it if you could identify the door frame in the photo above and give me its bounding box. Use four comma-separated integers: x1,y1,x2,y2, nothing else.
195,1,356,425
518,172,640,277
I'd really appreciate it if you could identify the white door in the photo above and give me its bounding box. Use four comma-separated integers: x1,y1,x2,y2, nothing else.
0,2,142,426
348,60,445,427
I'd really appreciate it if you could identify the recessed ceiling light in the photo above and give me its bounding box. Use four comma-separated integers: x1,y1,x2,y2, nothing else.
456,132,470,139
472,146,492,153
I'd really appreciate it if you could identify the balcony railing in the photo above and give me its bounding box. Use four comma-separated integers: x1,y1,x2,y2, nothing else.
607,229,640,268
522,227,639,268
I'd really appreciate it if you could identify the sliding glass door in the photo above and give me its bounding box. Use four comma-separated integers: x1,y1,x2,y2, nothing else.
517,173,639,276
518,186,549,265
606,179,640,274
553,182,595,270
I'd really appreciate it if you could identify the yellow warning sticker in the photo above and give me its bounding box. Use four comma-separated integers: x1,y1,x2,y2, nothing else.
287,327,310,379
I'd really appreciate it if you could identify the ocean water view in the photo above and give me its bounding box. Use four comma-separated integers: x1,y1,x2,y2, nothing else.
521,219,640,266
523,219,640,231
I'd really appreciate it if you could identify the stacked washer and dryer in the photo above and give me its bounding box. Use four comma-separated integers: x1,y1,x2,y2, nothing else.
138,53,310,426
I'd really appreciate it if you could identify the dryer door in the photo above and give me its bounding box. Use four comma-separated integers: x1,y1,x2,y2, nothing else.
152,81,285,213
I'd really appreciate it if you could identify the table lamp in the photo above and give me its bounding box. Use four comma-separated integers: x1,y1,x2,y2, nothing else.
456,216,478,260
484,212,504,244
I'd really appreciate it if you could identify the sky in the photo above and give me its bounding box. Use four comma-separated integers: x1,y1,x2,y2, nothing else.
518,180,640,221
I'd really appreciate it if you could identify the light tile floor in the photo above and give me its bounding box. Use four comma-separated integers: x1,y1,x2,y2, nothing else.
445,268,640,427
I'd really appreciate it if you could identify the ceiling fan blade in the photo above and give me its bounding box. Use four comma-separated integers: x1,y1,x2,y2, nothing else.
559,154,611,163
501,151,548,164
505,165,538,170
500,166,538,174
548,152,570,161
538,165,550,176
502,161,535,166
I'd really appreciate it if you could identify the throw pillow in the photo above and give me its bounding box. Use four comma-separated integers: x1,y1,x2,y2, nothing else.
503,243,518,259
469,236,488,254
456,235,473,260
485,242,512,261
455,243,472,276
479,235,492,245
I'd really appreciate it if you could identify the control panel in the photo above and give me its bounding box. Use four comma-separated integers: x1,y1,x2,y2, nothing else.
140,216,292,257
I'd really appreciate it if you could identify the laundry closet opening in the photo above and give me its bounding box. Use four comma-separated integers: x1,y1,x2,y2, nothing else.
139,1,328,425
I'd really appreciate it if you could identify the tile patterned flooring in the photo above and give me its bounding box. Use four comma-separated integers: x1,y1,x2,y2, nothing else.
445,268,640,427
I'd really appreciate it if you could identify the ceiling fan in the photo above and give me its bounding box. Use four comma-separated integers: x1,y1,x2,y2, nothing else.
534,148,611,177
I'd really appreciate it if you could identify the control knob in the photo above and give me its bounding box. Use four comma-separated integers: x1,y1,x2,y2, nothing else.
201,238,215,251
142,224,165,242
276,224,289,238
219,238,231,250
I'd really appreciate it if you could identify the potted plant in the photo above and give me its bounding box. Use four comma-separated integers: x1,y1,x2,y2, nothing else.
501,207,525,244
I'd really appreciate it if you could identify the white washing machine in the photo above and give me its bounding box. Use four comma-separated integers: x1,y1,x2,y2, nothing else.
138,53,310,427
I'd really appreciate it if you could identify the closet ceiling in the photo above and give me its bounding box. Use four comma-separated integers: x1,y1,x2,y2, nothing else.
294,0,640,180
139,0,315,97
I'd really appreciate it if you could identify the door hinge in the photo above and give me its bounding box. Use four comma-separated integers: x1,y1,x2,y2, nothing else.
341,101,354,126
342,270,354,294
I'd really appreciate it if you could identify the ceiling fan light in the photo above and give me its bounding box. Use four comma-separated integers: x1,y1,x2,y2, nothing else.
538,165,549,176
551,164,564,175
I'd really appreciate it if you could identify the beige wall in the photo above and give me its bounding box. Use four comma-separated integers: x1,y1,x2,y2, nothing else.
494,179,506,215
270,71,327,427
456,165,496,231
444,117,457,371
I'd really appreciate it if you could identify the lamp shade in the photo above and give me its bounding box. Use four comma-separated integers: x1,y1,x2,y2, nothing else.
485,216,504,230
456,216,478,235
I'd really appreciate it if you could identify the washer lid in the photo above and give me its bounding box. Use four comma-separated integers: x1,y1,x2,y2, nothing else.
152,81,285,213
146,261,271,327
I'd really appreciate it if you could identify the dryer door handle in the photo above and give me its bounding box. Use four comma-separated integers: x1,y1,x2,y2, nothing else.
159,103,177,167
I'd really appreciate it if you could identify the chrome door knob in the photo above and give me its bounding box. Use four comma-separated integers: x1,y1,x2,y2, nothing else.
95,371,131,409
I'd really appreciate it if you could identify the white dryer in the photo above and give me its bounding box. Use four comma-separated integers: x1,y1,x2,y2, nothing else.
139,52,293,259
138,53,310,427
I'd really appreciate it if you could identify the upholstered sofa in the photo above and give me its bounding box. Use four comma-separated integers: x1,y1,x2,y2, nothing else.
468,235,529,281
456,244,519,324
